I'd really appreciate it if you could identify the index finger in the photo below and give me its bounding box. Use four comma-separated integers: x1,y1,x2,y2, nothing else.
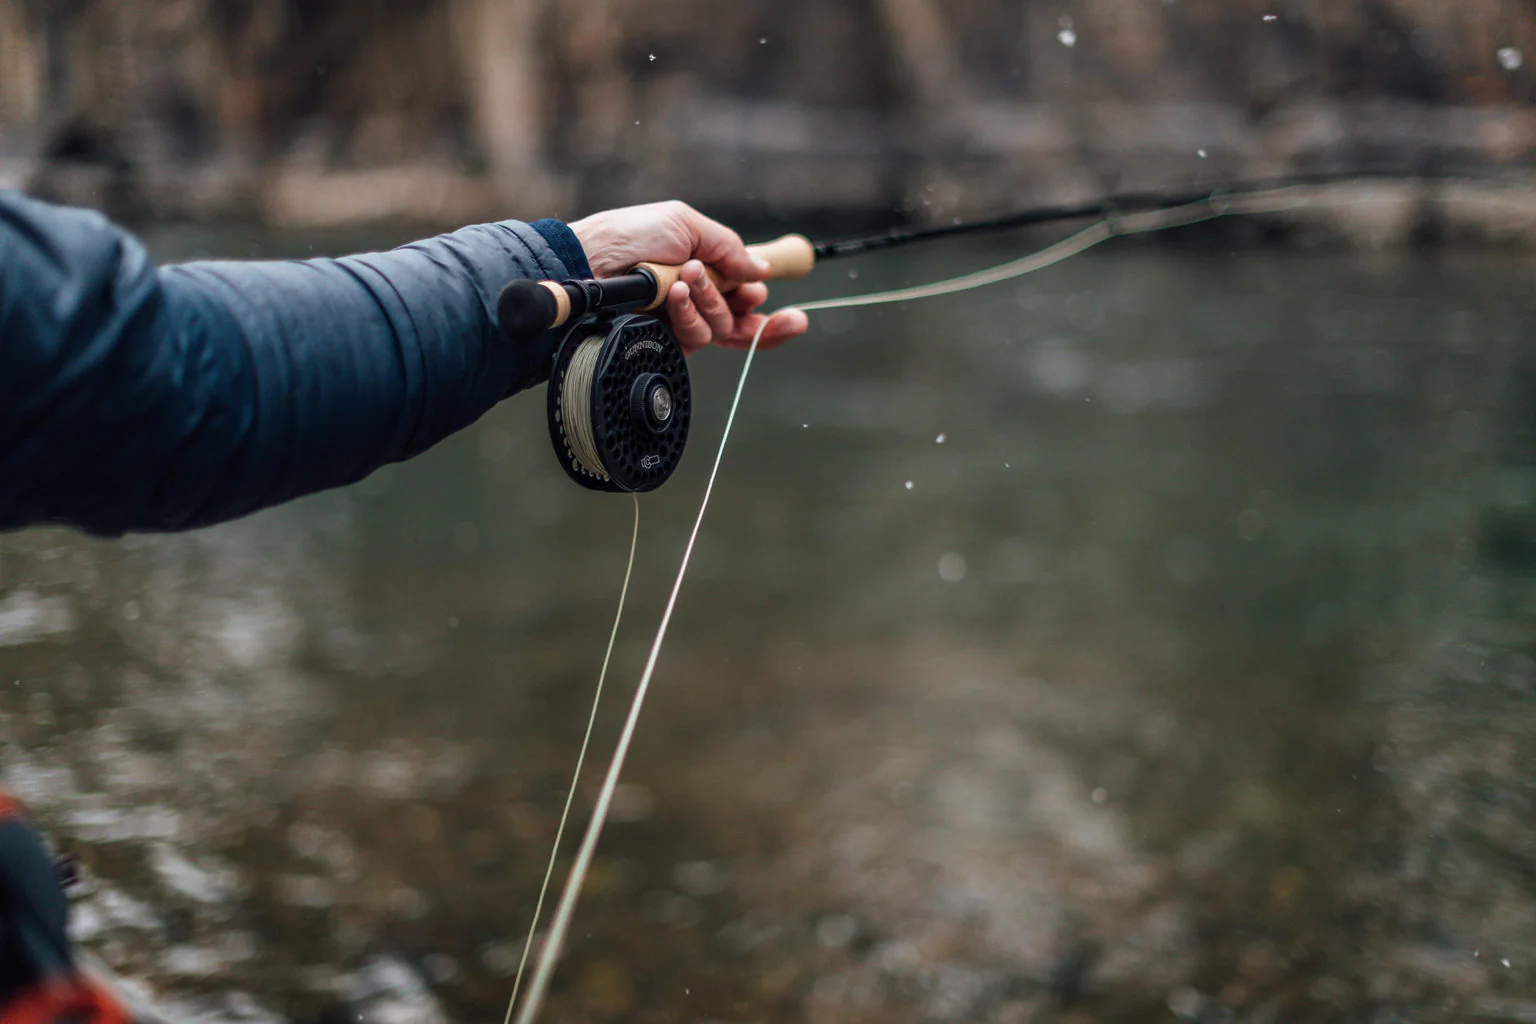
681,207,766,286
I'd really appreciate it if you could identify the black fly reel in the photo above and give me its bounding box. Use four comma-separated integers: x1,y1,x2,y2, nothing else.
547,313,691,492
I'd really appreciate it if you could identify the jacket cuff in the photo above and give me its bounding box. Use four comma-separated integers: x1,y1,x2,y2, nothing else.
529,219,592,280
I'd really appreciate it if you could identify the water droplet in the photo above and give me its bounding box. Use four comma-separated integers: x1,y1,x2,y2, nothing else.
1503,957,1513,968
1263,13,1277,21
1197,148,1208,158
938,552,967,583
648,53,656,61
847,268,859,279
935,433,947,444
634,120,640,126
1091,787,1108,804
1057,28,1077,47
1498,46,1524,71
759,37,767,44
802,423,808,429
904,480,914,490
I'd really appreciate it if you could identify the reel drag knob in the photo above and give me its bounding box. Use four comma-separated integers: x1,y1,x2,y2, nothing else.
631,373,675,434
547,314,690,493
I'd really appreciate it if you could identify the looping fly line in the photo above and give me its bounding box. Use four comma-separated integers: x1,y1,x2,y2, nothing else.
507,183,1332,1024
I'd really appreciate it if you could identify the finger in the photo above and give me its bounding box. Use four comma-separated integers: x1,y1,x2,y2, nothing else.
726,281,769,316
681,260,734,342
666,280,712,356
678,203,764,284
718,307,810,351
755,308,810,351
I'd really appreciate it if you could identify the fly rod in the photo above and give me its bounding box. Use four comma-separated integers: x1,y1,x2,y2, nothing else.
808,167,1432,257
495,169,1458,494
500,167,1455,344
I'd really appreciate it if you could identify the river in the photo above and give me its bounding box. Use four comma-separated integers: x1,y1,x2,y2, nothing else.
2,226,1534,1023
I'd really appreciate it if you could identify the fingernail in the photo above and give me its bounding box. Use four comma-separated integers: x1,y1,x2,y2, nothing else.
753,257,772,275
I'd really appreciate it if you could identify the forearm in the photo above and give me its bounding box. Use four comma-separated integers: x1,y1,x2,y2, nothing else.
0,193,587,535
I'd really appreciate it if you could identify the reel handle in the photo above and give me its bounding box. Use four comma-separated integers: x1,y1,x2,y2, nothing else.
633,233,816,311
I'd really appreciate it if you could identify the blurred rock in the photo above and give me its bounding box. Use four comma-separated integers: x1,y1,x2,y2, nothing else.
0,1,1532,228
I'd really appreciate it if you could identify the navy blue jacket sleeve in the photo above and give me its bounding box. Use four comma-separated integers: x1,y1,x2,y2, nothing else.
0,191,588,536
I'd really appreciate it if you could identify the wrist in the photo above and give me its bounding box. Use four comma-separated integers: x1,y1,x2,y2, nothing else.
529,219,592,280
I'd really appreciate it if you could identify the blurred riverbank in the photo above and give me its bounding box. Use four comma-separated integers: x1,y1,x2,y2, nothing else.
2,1,1534,236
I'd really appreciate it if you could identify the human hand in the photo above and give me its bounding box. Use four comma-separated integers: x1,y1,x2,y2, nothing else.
569,201,809,355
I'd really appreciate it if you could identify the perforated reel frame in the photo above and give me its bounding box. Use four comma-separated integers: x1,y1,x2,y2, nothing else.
546,313,692,493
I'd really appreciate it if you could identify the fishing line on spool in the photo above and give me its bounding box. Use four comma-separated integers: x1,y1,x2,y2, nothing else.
507,183,1340,1024
558,335,610,479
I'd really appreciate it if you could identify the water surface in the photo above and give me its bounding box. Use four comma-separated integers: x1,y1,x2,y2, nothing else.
2,229,1535,1023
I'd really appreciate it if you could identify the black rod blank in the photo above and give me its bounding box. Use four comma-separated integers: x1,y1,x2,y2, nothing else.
809,168,1469,259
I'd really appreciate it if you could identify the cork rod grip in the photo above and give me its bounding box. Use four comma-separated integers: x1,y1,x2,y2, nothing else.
634,233,816,311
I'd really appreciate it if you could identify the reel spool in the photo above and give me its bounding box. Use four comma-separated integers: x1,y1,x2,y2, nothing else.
547,313,691,493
